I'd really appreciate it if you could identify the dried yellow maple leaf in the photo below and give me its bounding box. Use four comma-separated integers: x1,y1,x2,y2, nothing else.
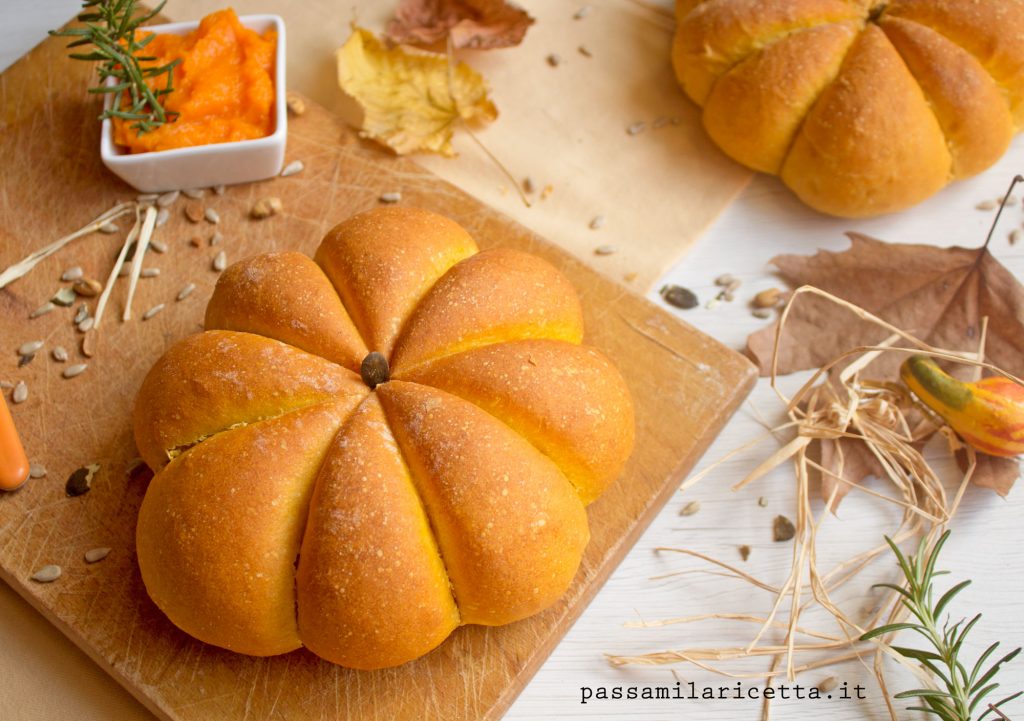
336,27,498,157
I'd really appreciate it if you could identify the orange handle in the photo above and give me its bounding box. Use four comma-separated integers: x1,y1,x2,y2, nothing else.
0,394,29,491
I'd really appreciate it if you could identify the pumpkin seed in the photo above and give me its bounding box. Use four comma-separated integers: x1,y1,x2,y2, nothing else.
660,284,698,310
141,268,160,278
185,204,204,223
182,188,205,200
589,214,606,230
52,346,68,362
679,500,701,516
30,302,56,319
99,222,119,234
738,544,751,561
773,514,796,542
61,266,84,281
29,463,47,479
66,464,99,497
176,283,196,301
379,191,402,204
250,197,282,219
63,363,87,379
18,340,43,356
286,93,306,116
142,303,165,320
209,231,223,246
73,277,103,297
155,207,170,227
212,251,227,272
156,190,179,208
594,245,617,256
150,239,168,254
84,547,111,564
52,287,76,306
204,208,221,224
281,160,304,177
31,565,62,583
77,317,94,333
12,381,28,404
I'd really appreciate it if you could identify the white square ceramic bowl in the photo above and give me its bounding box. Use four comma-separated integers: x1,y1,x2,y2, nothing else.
100,14,287,193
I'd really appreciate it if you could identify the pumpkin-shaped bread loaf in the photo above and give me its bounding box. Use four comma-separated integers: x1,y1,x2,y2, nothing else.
673,0,1024,217
133,207,634,669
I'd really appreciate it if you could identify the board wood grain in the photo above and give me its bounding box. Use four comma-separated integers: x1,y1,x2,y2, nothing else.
0,21,756,721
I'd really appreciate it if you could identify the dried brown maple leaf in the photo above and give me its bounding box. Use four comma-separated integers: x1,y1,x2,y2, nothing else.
386,0,535,50
748,229,1024,502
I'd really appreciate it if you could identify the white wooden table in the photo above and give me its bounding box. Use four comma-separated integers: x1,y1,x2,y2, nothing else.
3,4,1023,720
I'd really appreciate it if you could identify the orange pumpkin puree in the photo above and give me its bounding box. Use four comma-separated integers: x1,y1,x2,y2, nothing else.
113,8,276,153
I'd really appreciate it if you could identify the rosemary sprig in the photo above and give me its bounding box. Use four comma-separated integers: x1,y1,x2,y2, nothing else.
49,0,180,134
861,531,1022,721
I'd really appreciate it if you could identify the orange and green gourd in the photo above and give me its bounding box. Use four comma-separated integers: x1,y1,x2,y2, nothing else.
900,355,1024,458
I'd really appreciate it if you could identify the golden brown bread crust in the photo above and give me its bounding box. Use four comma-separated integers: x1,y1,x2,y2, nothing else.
205,252,368,371
674,0,1024,217
135,207,634,669
136,400,357,656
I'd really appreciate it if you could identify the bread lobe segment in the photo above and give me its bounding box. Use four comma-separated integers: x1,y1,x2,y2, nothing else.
133,330,366,471
205,251,368,372
136,400,357,656
398,339,635,505
377,381,590,626
296,395,460,670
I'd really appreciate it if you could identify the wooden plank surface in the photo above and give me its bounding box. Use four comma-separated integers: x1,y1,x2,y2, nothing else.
0,23,756,721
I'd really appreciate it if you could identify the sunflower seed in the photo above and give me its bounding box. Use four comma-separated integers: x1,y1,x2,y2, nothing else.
660,284,699,310
31,565,61,583
286,94,306,116
52,287,76,306
680,500,701,516
63,363,87,379
29,463,47,479
213,251,227,272
61,266,84,281
773,514,796,542
626,121,646,136
522,177,535,194
546,53,561,67
30,302,56,319
77,317,94,333
73,304,89,324
1011,228,1021,246
18,353,34,368
18,340,43,356
150,239,168,254
142,303,165,320
73,277,103,297
99,222,119,234
204,208,220,224
141,268,160,278
182,188,205,200
176,283,196,301
185,204,204,223
52,346,68,362
12,381,28,403
589,214,606,230
80,333,96,358
757,496,768,507
594,244,617,256
189,235,202,248
976,200,997,211
213,184,226,196
156,207,170,227
281,160,304,177
578,45,592,58
66,463,99,497
137,193,158,203
574,5,591,19
250,197,282,219
209,231,223,246
738,544,751,561
156,190,179,208
754,287,783,308
379,191,402,204
84,547,111,564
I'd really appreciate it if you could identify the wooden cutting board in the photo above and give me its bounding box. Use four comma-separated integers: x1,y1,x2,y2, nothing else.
0,22,756,721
